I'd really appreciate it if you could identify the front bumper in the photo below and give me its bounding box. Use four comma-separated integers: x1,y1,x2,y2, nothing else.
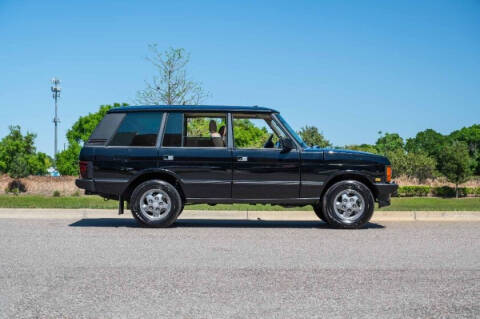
75,178,95,193
374,182,398,208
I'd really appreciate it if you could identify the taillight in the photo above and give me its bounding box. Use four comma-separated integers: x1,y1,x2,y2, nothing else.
79,161,89,178
385,165,392,183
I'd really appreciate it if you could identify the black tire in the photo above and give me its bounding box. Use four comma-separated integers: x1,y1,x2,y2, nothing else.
130,180,183,228
312,203,327,223
322,180,374,229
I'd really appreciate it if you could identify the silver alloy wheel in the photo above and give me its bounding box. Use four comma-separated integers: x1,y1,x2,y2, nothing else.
333,189,365,222
139,189,171,220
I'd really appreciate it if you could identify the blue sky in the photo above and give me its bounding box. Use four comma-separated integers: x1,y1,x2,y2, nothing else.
1,0,479,156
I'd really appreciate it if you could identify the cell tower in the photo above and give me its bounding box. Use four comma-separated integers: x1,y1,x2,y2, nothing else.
51,78,61,164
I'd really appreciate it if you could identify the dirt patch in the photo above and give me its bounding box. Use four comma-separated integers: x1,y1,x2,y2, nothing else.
394,175,480,187
0,175,80,196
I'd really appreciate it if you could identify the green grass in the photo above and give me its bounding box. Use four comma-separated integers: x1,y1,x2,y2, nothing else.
0,195,479,211
377,197,480,211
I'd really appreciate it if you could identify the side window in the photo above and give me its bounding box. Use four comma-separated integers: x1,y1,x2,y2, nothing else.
87,113,125,145
162,112,228,148
109,112,163,147
233,113,286,149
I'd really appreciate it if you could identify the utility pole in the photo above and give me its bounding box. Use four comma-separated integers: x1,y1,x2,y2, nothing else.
51,78,61,165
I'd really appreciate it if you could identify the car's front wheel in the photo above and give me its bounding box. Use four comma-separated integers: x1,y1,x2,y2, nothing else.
322,180,374,229
130,180,183,227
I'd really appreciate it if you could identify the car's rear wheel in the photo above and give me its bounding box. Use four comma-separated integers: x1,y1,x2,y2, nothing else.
130,180,183,227
312,203,327,223
322,180,374,229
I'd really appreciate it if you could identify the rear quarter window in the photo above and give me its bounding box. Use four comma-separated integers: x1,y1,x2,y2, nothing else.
87,113,125,145
109,112,164,147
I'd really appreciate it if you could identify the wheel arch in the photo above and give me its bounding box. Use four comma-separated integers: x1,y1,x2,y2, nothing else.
122,169,185,202
320,172,377,201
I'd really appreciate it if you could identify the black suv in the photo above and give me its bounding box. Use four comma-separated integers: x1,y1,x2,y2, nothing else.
76,105,397,228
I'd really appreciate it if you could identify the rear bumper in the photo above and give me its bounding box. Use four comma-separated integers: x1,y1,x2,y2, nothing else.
374,182,398,208
75,178,95,193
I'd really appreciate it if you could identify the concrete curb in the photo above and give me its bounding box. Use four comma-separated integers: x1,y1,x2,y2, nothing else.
0,208,479,221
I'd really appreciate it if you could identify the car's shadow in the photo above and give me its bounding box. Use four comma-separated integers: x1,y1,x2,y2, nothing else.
69,218,385,229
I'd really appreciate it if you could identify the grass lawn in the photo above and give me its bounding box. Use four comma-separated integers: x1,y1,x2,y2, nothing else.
0,195,479,211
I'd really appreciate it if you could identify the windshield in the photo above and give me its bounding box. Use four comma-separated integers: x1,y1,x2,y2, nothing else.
275,114,307,148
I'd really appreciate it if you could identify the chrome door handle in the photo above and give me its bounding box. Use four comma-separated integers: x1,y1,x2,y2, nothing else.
163,155,174,161
237,156,248,162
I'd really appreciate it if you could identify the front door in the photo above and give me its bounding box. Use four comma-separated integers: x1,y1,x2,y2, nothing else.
231,113,300,199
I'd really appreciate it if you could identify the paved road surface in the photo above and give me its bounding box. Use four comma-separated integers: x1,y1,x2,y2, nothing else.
0,217,479,318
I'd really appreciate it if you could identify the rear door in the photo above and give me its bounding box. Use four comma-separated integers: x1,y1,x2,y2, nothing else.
94,111,163,194
159,112,232,199
231,113,300,199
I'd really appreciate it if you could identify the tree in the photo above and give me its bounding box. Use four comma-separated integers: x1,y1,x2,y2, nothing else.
405,129,446,158
0,125,51,177
233,119,269,148
136,45,208,105
297,126,331,147
405,152,437,183
56,103,127,175
56,143,82,176
344,144,378,154
437,141,476,198
66,103,128,145
449,124,480,174
375,132,404,154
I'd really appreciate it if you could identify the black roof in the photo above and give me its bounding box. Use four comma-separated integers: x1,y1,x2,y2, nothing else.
107,105,278,113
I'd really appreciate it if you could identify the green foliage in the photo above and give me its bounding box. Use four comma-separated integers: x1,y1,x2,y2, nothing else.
406,152,437,182
56,143,81,176
58,103,126,176
52,190,61,197
297,126,331,147
397,186,480,198
397,186,431,197
136,45,209,105
375,132,404,154
233,119,269,148
9,155,29,178
382,150,436,181
437,141,476,197
5,180,27,194
66,103,127,145
186,117,226,137
449,124,480,174
0,125,51,177
431,186,457,198
405,129,446,157
344,144,378,154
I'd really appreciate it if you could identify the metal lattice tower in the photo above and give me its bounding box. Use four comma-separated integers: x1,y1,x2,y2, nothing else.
51,78,61,164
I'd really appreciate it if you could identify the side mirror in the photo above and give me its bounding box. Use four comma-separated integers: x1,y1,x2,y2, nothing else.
280,137,295,153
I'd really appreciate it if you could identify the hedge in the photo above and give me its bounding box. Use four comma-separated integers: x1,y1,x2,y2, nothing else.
396,186,480,198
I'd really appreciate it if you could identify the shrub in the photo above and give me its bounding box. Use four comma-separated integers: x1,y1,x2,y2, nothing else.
52,190,61,197
72,190,81,197
5,180,27,194
397,186,431,197
432,186,456,198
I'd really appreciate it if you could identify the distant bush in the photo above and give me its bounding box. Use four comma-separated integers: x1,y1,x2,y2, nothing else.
5,180,27,195
398,186,431,197
431,186,457,198
52,190,61,197
396,185,479,198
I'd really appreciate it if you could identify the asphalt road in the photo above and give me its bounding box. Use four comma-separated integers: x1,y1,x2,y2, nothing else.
0,217,479,318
